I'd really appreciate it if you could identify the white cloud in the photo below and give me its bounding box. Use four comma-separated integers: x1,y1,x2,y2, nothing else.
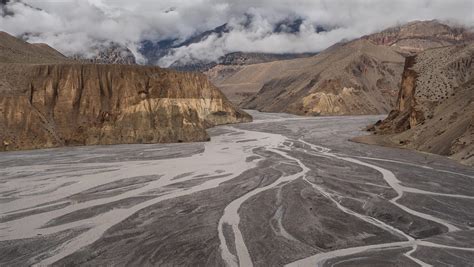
1,0,473,66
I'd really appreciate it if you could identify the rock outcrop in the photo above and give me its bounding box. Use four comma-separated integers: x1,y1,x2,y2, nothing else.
73,43,137,65
208,21,474,113
356,44,474,165
0,32,251,151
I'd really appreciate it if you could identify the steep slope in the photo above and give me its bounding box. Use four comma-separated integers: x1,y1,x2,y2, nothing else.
208,20,474,112
0,31,70,64
0,32,251,151
239,39,405,115
205,55,319,104
355,44,474,166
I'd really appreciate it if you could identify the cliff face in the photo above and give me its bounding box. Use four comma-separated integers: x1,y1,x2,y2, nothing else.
360,44,474,165
0,64,251,151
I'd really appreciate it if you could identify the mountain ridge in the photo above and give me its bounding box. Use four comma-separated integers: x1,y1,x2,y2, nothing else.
207,20,474,114
354,43,474,166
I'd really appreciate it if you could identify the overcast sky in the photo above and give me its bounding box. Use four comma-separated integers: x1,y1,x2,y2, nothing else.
1,0,473,66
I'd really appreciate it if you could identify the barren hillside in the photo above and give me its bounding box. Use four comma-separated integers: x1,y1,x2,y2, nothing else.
355,44,474,165
241,39,405,115
207,21,474,114
0,31,70,64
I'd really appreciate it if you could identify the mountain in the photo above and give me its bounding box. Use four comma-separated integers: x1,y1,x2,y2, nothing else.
142,22,316,71
0,32,250,151
2,3,318,68
172,51,317,73
363,20,474,54
72,43,136,65
354,44,474,166
209,20,474,113
206,41,403,107
218,52,316,66
139,23,230,66
0,31,70,63
239,39,405,115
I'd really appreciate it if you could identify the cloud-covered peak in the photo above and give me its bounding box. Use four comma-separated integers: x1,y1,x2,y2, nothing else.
1,0,473,66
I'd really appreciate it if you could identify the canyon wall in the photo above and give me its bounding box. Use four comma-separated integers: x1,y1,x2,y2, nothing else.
0,64,251,151
359,44,474,165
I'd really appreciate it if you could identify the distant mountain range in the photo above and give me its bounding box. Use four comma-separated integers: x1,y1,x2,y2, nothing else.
139,23,231,67
71,43,136,65
363,20,474,53
1,1,321,68
138,19,321,71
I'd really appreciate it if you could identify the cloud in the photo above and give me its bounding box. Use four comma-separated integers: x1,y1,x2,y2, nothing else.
1,0,473,66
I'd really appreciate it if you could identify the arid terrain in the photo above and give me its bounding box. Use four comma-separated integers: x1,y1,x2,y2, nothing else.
356,43,474,166
207,21,474,114
1,111,473,266
0,32,250,151
1,1,474,265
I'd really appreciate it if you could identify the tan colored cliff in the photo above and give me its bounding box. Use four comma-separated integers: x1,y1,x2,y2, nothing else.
0,32,251,151
355,44,474,166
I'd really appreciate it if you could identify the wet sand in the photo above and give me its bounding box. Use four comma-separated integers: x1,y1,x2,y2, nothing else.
1,111,473,266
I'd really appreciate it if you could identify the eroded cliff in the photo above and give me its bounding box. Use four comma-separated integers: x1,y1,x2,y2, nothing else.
357,44,474,165
0,63,251,151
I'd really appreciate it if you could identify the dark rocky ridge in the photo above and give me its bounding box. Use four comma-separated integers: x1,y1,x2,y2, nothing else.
171,52,317,72
72,43,136,65
141,19,317,69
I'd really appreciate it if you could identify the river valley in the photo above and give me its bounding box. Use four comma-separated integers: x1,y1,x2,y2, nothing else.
1,111,473,266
